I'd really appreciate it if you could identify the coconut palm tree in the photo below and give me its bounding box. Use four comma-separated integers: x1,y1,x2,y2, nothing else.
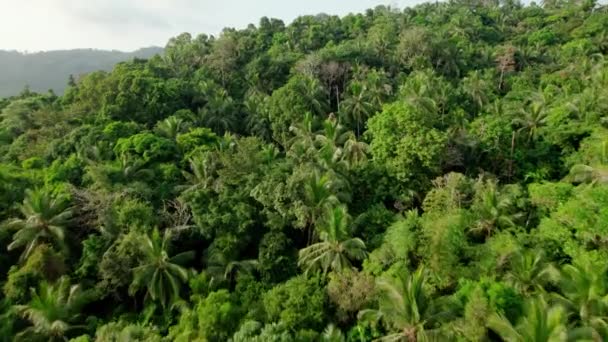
155,116,187,140
118,156,154,183
322,324,346,342
13,277,95,342
359,267,453,341
197,89,238,135
288,112,317,159
469,179,523,238
488,297,593,342
180,153,219,193
205,246,259,288
552,260,608,339
364,69,392,109
512,100,548,143
340,81,375,136
5,188,73,262
342,136,369,167
130,229,194,308
295,76,329,116
314,119,353,173
244,93,272,141
505,249,558,295
301,170,351,234
298,205,367,274
400,83,437,117
462,70,490,112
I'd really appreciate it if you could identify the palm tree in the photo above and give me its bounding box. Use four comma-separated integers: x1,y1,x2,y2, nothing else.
552,260,608,339
314,118,352,171
5,188,73,262
298,205,367,274
341,82,375,136
301,170,351,236
505,249,558,295
223,259,259,284
180,153,218,193
322,324,346,342
400,82,437,117
13,277,95,342
205,247,259,288
295,75,329,116
155,116,186,140
365,69,392,109
359,268,453,341
512,100,547,143
595,30,608,54
118,156,155,183
342,136,369,167
198,89,238,135
244,93,272,141
130,229,195,308
462,70,489,112
288,112,317,159
469,179,523,238
488,297,592,342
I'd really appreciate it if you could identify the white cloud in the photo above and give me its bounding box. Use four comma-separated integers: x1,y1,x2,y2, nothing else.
0,0,418,51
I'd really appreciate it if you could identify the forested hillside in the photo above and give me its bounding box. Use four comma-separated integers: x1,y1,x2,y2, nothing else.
2,1,608,341
0,47,163,97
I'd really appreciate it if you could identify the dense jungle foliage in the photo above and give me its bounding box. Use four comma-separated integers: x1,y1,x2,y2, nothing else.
2,0,608,340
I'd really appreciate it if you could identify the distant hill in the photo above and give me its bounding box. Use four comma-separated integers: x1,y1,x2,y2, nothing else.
0,47,163,98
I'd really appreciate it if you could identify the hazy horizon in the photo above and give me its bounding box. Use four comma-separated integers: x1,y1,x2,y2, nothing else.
2,0,417,53
0,46,163,54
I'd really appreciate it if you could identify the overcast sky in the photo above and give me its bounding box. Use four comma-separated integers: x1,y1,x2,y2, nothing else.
2,0,423,52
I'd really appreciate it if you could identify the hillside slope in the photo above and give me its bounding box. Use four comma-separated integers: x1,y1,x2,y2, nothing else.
0,47,163,97
2,2,608,341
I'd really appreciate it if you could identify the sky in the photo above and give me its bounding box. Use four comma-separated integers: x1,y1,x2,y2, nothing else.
1,0,421,52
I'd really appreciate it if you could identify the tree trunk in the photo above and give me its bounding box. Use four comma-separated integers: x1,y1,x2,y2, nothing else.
509,130,516,181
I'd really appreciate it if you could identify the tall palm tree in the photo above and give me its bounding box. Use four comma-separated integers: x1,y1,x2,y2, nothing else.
462,70,489,112
198,90,238,135
364,69,392,109
322,324,346,342
341,82,375,136
13,277,95,342
488,297,592,342
130,229,194,308
400,83,437,117
288,112,317,158
314,119,352,172
294,76,329,116
298,205,366,274
301,170,351,235
359,268,453,341
180,153,218,193
155,116,187,140
343,136,369,167
512,100,547,143
552,261,608,339
244,93,272,141
5,188,73,262
469,179,523,238
205,246,259,288
505,249,558,295
118,156,155,183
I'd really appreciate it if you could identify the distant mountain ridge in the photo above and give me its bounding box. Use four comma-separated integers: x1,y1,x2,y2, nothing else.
0,47,164,98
